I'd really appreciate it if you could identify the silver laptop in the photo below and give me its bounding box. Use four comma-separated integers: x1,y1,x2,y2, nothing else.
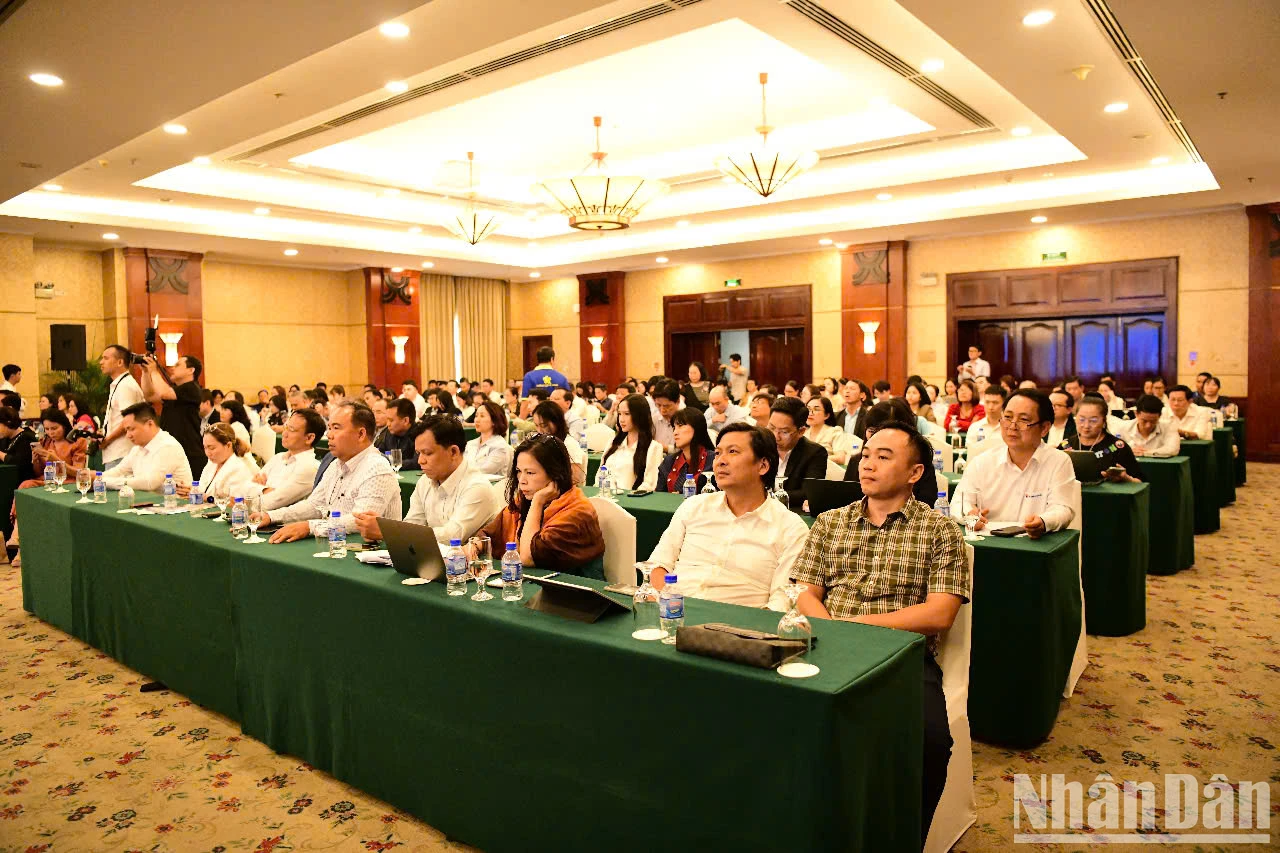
379,517,447,580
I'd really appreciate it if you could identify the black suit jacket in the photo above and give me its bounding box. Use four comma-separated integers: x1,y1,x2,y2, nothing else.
778,437,827,510
374,428,421,471
833,406,870,443
843,450,941,505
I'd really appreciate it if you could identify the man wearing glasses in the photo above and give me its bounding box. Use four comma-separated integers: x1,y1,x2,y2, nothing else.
1056,395,1142,482
1045,389,1079,447
952,389,1076,539
766,396,827,511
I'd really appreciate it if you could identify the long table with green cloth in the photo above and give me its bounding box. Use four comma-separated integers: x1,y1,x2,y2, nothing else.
1228,418,1246,485
0,462,18,540
1211,427,1236,506
15,484,927,852
1134,456,1195,574
1178,439,1220,534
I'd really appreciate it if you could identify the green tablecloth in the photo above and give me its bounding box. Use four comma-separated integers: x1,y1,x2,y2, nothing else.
587,451,602,485
1135,457,1195,574
0,463,18,540
1079,482,1149,636
17,486,927,852
1228,418,1246,485
1179,439,1220,534
1211,428,1236,506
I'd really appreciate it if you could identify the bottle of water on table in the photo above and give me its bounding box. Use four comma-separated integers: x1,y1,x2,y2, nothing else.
934,489,950,518
118,479,134,510
163,473,177,509
501,542,523,601
682,473,696,500
187,480,203,514
597,466,611,499
659,574,684,644
933,449,944,475
445,538,468,595
43,462,55,491
92,471,106,504
230,497,248,538
327,510,346,558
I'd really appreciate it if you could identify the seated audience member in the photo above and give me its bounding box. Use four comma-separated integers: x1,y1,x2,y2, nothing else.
0,405,36,483
374,399,421,471
973,375,991,397
532,400,587,487
834,379,870,441
1063,376,1086,412
1194,371,1210,396
804,395,857,465
705,384,747,437
793,422,969,845
26,408,89,483
479,378,502,405
943,379,984,433
951,389,1076,538
267,394,289,431
1017,379,1038,390
253,408,324,511
258,402,401,542
767,396,828,510
465,400,513,476
480,434,605,577
103,402,194,490
1046,389,1078,447
355,416,501,547
998,374,1017,395
428,388,461,417
179,422,258,499
783,380,802,398
218,399,254,448
597,393,664,492
843,399,941,504
64,395,98,436
591,383,613,415
903,381,937,432
650,379,682,451
745,391,775,428
683,362,712,411
502,386,522,421
1097,379,1126,413
938,379,958,404
604,383,635,429
400,380,428,419
1057,396,1142,482
741,377,759,406
1195,375,1229,410
199,390,217,429
550,387,585,439
872,380,893,403
1149,376,1170,408
966,386,1006,448
370,397,389,445
305,389,329,421
650,422,807,610
1163,384,1211,440
1117,394,1181,457
656,408,716,492
799,383,821,404
361,385,381,406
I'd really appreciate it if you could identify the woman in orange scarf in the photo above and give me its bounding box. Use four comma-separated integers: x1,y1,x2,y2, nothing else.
9,408,88,568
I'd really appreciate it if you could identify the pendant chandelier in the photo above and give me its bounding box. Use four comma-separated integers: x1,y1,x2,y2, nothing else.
442,151,502,245
536,116,668,231
715,72,818,198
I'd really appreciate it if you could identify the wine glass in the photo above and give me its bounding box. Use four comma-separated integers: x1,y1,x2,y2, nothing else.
631,562,665,641
470,535,494,601
243,493,265,544
699,471,718,495
962,488,983,541
212,484,231,522
776,583,818,678
771,478,790,509
75,468,94,503
386,449,403,479
610,472,627,500
53,460,68,493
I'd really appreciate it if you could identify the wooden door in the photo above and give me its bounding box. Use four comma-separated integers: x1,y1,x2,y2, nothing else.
1063,316,1116,383
1014,319,1064,386
1117,314,1166,396
749,327,806,388
522,335,553,373
668,332,722,382
958,320,1015,380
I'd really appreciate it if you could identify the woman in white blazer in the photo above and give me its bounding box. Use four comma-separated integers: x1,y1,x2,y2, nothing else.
596,393,664,492
177,422,259,500
464,400,514,476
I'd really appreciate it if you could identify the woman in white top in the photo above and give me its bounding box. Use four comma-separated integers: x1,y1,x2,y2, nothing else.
803,396,857,465
177,422,259,500
1097,379,1126,412
218,400,254,450
597,393,664,492
532,399,587,487
464,400,514,476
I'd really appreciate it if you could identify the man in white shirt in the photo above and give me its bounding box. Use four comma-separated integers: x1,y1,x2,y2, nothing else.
1149,376,1170,409
1046,389,1077,448
1117,395,1181,457
957,346,991,381
354,416,500,547
550,388,585,439
966,386,1005,448
650,379,681,452
953,389,1076,538
96,345,145,469
254,408,323,511
480,378,503,405
1063,377,1086,414
720,353,749,403
259,402,402,541
0,364,24,415
744,391,774,428
705,385,747,437
1163,385,1211,441
400,380,428,420
102,402,194,491
650,423,807,610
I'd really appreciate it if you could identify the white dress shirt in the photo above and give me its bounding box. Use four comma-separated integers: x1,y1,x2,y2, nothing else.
258,449,321,511
707,402,749,437
464,434,514,476
806,424,858,464
1117,419,1180,457
103,429,193,491
1162,406,1212,441
965,428,1006,462
101,372,145,463
648,491,809,611
1046,421,1070,448
407,393,427,420
404,458,501,546
966,417,1000,448
271,443,401,535
953,441,1076,531
597,437,664,492
959,357,991,379
229,420,252,449
195,453,259,498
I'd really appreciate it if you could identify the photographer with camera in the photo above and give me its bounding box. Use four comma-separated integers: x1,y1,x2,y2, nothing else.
139,352,206,477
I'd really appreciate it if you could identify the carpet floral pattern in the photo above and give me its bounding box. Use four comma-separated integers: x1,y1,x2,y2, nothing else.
1,467,1277,852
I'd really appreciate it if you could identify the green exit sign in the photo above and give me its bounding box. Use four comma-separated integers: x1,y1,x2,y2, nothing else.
724,278,741,288
1041,251,1068,263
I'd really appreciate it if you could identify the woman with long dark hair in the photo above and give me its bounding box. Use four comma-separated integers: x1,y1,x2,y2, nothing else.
656,408,716,492
532,400,586,486
943,379,984,432
903,381,938,433
598,393,664,492
218,400,254,447
803,395,855,465
430,388,461,417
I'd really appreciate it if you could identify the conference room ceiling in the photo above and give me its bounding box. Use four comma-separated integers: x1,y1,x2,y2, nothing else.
1,0,1274,279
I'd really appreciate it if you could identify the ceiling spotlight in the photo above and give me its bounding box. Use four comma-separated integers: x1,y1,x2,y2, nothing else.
379,21,410,38
102,232,119,240
192,156,211,165
1043,171,1055,177
163,123,188,135
29,72,63,87
876,192,893,201
1010,126,1032,137
527,241,538,249
42,183,62,191
921,59,944,73
818,238,833,246
1150,156,1170,165
391,267,404,273
383,187,400,195
676,220,690,228
1022,10,1055,26
1103,102,1128,114
421,261,434,268
254,207,270,215
1031,215,1048,224
836,243,849,250
524,209,538,220
529,271,541,278
408,226,422,233
384,80,409,94
283,248,298,256
656,256,669,263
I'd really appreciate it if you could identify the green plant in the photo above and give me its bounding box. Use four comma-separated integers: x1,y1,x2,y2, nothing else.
41,363,110,415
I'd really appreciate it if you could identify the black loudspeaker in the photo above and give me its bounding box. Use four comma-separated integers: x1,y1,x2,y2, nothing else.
50,324,87,371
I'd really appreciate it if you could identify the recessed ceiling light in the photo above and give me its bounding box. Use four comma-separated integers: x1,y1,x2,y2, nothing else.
379,21,410,38
1043,171,1055,177
921,59,944,73
720,176,735,183
408,226,422,234
384,80,409,94
527,241,538,249
529,271,541,278
253,207,270,215
869,96,891,107
42,183,62,191
162,123,188,135
283,248,298,256
421,261,434,268
836,243,849,250
1103,102,1128,114
818,238,833,246
524,209,538,220
29,72,63,87
192,156,211,165
102,232,119,240
383,187,400,195
1022,10,1055,26
655,256,669,263
391,267,404,273
1150,156,1170,165
876,192,893,201
1031,215,1048,224
676,220,690,228
1010,126,1032,137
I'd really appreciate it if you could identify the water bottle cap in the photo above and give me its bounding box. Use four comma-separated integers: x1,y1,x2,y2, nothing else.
330,510,341,518
664,574,677,584
449,538,462,546
192,481,200,487
95,472,102,476
505,542,517,550
234,496,243,502
938,490,946,497
166,473,173,478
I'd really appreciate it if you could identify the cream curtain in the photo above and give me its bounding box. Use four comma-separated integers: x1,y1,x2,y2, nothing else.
419,273,457,381
455,276,508,383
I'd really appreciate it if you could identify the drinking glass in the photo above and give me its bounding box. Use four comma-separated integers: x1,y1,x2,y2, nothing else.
962,488,983,541
212,485,231,522
76,468,94,503
631,561,665,641
699,471,718,495
470,536,494,602
610,473,627,500
312,502,330,557
243,494,265,544
771,478,790,509
386,449,403,478
53,460,68,493
776,583,819,678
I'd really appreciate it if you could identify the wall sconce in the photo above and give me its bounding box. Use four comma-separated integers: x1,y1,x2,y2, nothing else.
858,321,880,355
391,335,409,365
158,332,183,367
587,335,605,363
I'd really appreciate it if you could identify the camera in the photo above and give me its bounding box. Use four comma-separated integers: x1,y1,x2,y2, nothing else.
131,328,158,364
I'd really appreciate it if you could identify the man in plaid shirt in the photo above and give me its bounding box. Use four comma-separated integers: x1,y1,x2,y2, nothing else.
793,421,970,846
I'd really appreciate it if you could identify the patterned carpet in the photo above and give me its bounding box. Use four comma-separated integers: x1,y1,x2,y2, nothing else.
0,467,1276,852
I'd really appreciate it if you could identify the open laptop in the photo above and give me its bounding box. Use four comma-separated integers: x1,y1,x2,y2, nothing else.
805,478,864,517
378,517,447,580
1065,450,1105,486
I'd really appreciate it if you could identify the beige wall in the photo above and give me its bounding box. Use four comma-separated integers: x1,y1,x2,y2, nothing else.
31,247,109,380
0,234,38,400
506,275,581,384
906,209,1250,394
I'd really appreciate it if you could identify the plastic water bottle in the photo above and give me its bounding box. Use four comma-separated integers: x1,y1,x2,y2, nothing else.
577,423,588,452
162,474,177,509
92,471,106,503
187,480,203,514
445,538,468,595
934,490,950,518
932,449,944,475
501,542,523,601
43,462,55,491
327,510,346,558
118,480,134,510
682,473,696,500
1209,409,1222,429
658,575,684,644
598,466,611,497
230,497,248,538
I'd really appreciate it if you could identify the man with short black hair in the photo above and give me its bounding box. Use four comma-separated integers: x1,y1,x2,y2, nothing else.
768,396,827,510
842,400,940,504
1163,384,1211,440
521,346,570,396
1063,376,1086,411
967,386,1008,461
1117,394,1180,457
401,379,428,419
650,378,682,451
957,345,990,381
1046,389,1078,447
139,352,205,477
834,378,869,442
255,409,324,511
746,391,775,428
480,378,502,404
102,402,194,490
550,387,585,438
97,345,145,469
371,397,389,445
1194,371,1211,395
872,380,893,403
0,364,23,414
1149,376,1170,408
721,353,748,403
375,398,421,470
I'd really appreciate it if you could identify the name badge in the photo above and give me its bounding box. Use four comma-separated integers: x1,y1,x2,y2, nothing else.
1095,450,1105,459
1024,492,1043,501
